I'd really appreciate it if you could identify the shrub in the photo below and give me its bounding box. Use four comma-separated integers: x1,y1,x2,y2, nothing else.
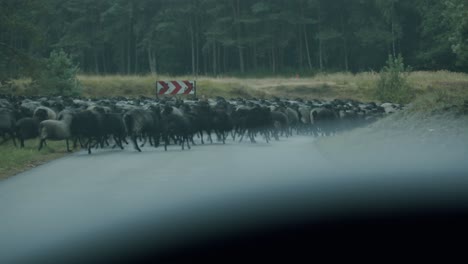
34,49,81,96
376,54,414,104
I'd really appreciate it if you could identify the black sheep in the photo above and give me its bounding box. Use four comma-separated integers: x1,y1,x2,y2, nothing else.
161,105,192,151
15,109,48,148
123,108,160,152
0,108,17,146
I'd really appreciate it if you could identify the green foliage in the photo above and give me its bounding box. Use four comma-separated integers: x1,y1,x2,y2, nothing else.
376,55,414,104
1,0,468,78
34,50,81,96
442,0,468,68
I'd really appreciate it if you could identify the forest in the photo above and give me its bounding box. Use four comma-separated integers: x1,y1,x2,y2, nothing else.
1,0,467,81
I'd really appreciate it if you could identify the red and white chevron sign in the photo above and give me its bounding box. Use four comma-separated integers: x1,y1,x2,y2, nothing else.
156,81,196,96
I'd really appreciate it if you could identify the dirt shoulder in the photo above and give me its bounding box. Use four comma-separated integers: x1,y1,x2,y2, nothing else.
316,103,468,170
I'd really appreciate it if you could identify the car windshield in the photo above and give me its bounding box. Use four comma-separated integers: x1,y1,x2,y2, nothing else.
1,0,467,262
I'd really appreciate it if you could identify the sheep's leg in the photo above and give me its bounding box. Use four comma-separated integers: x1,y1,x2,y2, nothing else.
87,138,93,154
114,135,124,150
38,139,46,151
10,132,17,147
96,137,102,149
171,135,178,145
238,130,245,143
140,136,147,148
206,130,213,144
186,136,191,149
199,131,204,144
79,137,85,148
132,134,141,152
118,136,125,149
154,134,160,148
249,130,256,143
66,139,71,152
20,137,25,148
164,134,169,151
103,137,109,147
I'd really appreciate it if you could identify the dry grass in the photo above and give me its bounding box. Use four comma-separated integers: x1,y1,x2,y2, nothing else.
3,71,468,102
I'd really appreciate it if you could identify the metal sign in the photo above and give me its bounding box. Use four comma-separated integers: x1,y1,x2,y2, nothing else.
156,81,196,97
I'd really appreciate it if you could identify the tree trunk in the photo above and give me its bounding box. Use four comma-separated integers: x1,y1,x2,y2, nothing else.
253,42,258,71
232,0,244,73
135,45,138,73
203,51,207,75
102,50,107,74
147,47,156,75
271,46,276,74
217,42,221,74
391,18,396,57
318,3,323,71
212,41,217,76
298,25,303,69
196,15,200,76
340,11,349,72
303,24,313,71
94,49,99,74
127,0,134,74
190,18,196,76
223,46,227,73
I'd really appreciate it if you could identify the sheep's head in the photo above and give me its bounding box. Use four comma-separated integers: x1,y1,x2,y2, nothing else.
162,105,173,115
34,109,48,121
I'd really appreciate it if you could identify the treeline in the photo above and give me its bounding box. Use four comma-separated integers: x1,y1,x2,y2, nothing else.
1,0,467,80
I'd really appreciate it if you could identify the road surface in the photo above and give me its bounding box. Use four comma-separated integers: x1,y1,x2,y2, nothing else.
0,136,333,262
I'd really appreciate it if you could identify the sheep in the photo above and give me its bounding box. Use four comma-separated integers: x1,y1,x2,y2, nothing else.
285,106,299,136
270,110,289,140
161,104,192,151
0,108,17,146
69,110,104,154
15,109,49,148
101,113,128,150
20,100,41,117
123,108,160,152
191,102,215,144
233,105,271,143
310,106,338,136
212,105,233,144
297,105,313,134
38,110,74,152
34,106,57,120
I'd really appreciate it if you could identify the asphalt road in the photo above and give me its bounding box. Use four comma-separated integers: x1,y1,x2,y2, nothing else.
0,136,333,262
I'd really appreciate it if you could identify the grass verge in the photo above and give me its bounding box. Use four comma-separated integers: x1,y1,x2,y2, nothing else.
3,71,467,102
0,139,71,180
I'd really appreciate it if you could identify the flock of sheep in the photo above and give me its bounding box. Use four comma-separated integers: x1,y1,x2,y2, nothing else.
0,95,401,154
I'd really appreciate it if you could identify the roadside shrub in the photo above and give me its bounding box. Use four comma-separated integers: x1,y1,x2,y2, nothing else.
34,49,81,96
376,55,414,104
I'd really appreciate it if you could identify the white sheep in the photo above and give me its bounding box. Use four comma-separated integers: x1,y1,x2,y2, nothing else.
38,110,74,152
